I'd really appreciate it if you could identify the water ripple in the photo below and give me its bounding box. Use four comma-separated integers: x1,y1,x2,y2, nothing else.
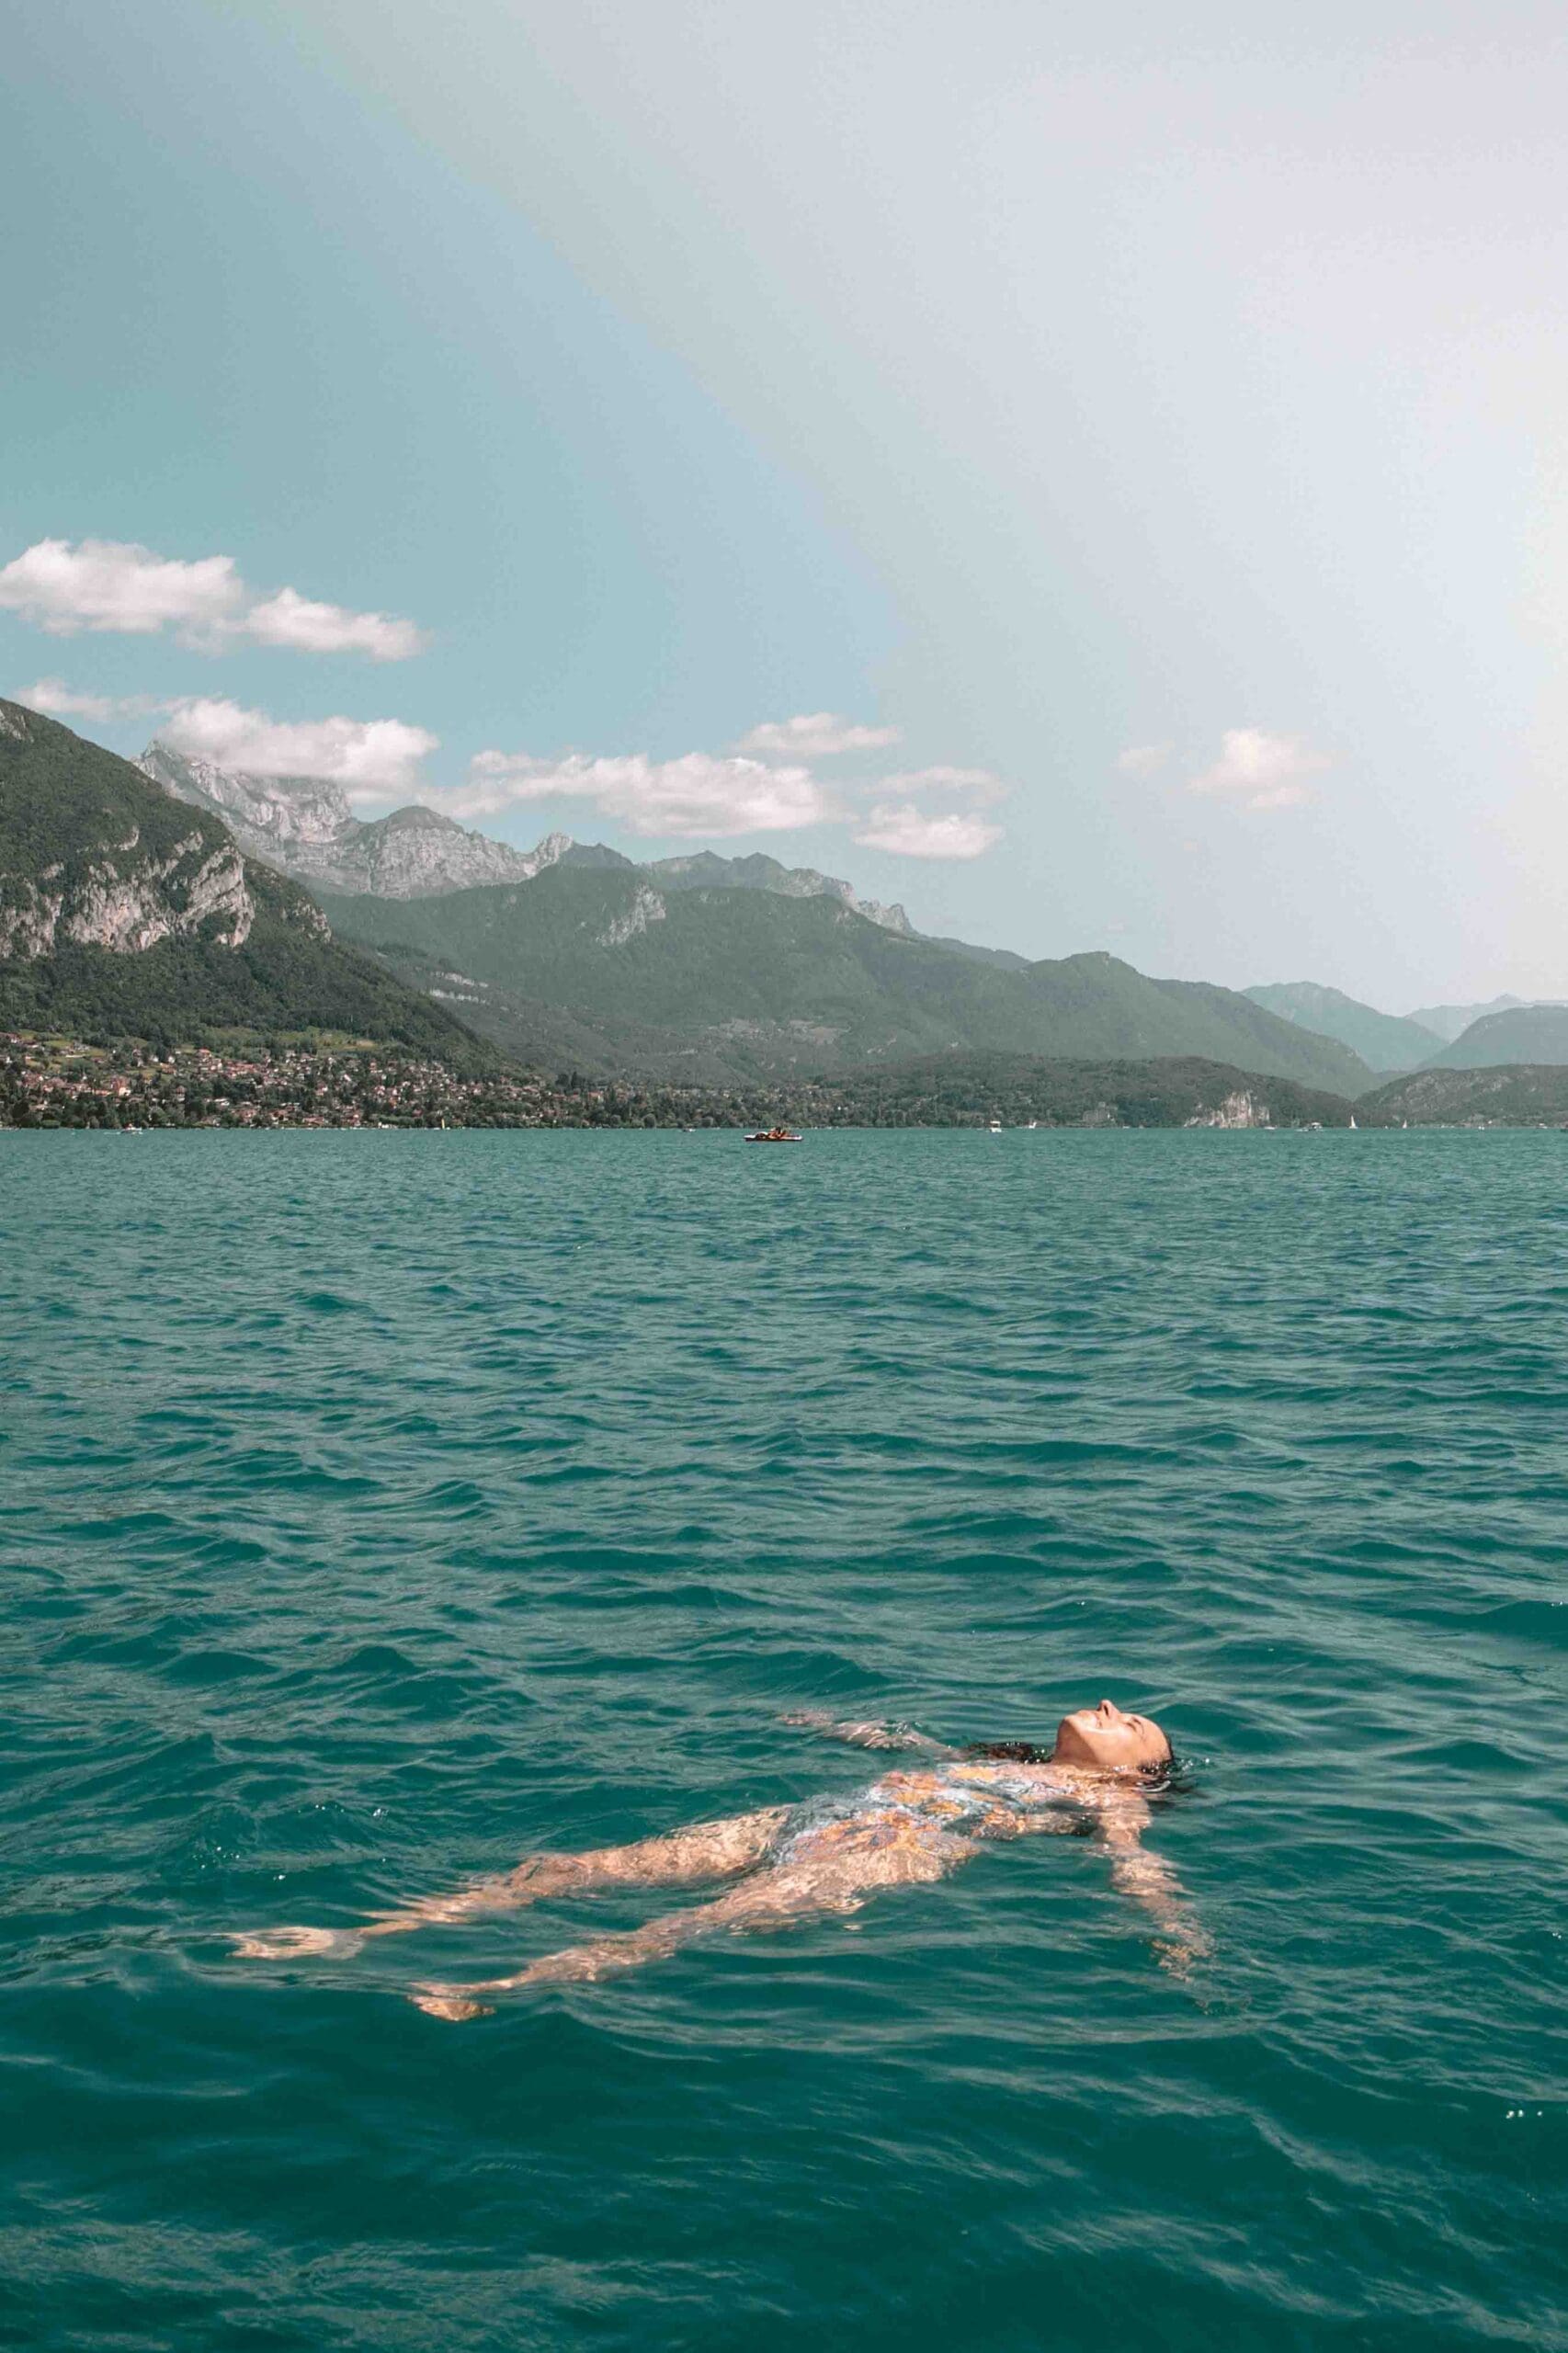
1,1130,1563,2350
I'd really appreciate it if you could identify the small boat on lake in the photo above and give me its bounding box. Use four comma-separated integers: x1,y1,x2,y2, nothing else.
745,1126,803,1142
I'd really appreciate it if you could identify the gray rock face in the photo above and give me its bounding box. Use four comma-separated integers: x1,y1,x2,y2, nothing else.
1182,1089,1273,1129
595,884,667,948
645,847,913,935
138,743,558,898
0,824,254,960
135,745,915,931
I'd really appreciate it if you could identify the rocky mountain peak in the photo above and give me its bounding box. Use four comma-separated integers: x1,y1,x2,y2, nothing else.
137,742,551,900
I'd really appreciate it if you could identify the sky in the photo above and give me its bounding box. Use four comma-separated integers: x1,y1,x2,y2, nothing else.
5,0,1567,1006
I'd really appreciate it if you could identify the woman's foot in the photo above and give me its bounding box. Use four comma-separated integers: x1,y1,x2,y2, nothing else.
410,1981,494,2021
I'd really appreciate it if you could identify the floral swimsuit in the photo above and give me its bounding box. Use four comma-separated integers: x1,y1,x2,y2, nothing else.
772,1762,1074,1865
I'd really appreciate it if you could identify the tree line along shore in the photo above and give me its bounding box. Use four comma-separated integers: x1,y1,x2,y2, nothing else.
7,1033,1568,1131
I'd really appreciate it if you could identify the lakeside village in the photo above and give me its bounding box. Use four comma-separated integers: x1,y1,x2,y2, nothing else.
0,1034,789,1131
0,1033,1297,1131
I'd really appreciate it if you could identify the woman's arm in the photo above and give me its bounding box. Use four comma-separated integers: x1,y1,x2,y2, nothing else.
778,1709,955,1755
1090,1792,1210,1977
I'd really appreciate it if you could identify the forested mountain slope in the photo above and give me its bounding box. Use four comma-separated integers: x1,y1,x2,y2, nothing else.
1417,1005,1568,1069
0,703,505,1064
319,865,1374,1090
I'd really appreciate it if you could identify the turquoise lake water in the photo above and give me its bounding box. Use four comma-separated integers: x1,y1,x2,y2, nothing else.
2,1129,1563,2349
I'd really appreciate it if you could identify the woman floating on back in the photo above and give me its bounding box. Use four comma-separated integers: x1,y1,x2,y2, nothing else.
233,1699,1205,2018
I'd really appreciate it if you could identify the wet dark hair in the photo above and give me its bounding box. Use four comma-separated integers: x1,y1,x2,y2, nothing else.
962,1740,1052,1765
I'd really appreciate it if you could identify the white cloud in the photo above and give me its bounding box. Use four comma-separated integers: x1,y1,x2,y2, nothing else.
155,699,438,793
851,802,1003,858
454,749,838,836
0,539,243,638
0,538,424,658
242,587,426,661
735,711,901,757
13,676,169,722
876,764,1006,804
1118,742,1171,778
1188,729,1332,810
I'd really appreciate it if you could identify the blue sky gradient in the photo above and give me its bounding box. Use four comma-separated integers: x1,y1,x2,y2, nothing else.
6,0,1565,1003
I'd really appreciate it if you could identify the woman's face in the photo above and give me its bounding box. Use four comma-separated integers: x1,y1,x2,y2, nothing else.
1052,1699,1170,1773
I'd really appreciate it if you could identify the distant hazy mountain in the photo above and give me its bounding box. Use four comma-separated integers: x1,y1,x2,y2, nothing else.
318,863,1375,1091
138,741,557,898
0,705,505,1062
1403,993,1538,1044
1420,1004,1568,1069
1244,981,1439,1072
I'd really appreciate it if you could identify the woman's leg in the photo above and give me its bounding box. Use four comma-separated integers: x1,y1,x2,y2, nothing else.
232,1806,791,1961
411,1823,973,2018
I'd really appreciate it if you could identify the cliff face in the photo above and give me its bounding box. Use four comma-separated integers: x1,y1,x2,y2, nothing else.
644,847,913,936
0,700,502,1066
137,744,351,848
1,707,259,958
0,830,255,959
138,742,557,898
1183,1088,1276,1129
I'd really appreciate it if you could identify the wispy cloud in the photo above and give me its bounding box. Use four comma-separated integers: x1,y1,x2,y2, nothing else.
454,750,836,836
240,587,425,661
13,676,169,722
453,740,1008,855
735,712,901,757
0,539,426,659
1117,742,1171,778
852,803,1002,858
1188,728,1332,810
155,699,438,793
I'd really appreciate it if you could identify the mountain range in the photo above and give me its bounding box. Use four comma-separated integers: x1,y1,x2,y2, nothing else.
137,740,917,935
1241,980,1568,1074
0,710,1366,1088
8,710,1567,1101
137,742,562,898
312,862,1370,1089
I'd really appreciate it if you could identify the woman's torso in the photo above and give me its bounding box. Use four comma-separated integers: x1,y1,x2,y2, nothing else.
775,1759,1078,1866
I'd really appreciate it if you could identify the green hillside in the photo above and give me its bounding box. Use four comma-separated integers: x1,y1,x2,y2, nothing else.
1419,1005,1568,1069
802,1052,1354,1127
1359,1063,1568,1122
1244,980,1438,1072
318,867,1374,1090
0,702,505,1067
